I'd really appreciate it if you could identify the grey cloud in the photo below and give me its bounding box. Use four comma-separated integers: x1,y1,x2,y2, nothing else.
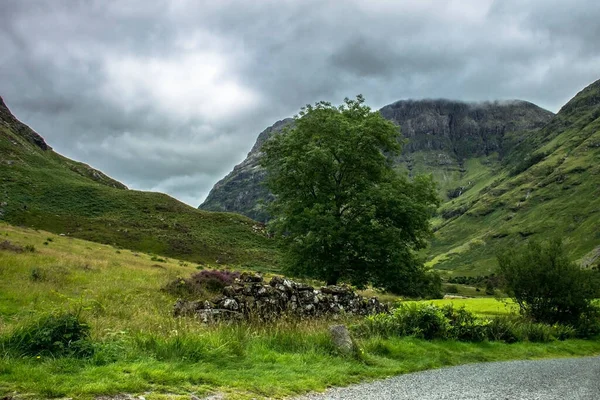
1,0,599,206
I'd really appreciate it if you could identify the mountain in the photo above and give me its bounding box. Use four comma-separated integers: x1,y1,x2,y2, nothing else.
200,80,600,275
431,79,600,275
200,99,553,221
0,96,278,269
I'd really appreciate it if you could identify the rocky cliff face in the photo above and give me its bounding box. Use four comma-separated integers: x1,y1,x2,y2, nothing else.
380,99,552,159
200,118,293,222
200,100,553,221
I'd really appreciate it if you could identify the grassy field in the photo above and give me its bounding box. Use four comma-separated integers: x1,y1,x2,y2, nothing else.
1,223,599,399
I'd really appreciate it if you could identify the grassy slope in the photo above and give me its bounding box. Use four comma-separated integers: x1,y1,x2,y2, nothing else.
1,224,599,399
429,80,600,276
0,107,279,270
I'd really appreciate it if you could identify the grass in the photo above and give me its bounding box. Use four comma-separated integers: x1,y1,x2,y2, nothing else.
2,334,599,399
1,224,599,399
428,298,518,317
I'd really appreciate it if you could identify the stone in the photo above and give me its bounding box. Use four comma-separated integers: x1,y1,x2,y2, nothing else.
239,272,262,283
329,325,356,356
173,274,388,322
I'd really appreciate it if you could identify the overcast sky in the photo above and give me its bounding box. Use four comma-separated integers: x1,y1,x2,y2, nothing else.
1,0,599,206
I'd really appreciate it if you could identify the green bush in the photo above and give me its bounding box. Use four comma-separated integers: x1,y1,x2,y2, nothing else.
446,285,459,294
2,313,93,358
355,303,452,340
497,239,598,326
484,317,519,343
515,322,554,342
443,306,487,342
353,303,581,343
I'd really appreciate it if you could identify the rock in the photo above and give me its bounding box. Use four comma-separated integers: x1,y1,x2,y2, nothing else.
239,271,263,283
269,276,284,286
173,275,388,322
221,298,239,310
443,294,469,299
295,282,314,291
329,325,356,356
321,285,352,295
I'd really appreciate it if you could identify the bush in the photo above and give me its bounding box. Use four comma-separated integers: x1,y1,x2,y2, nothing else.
354,303,452,340
484,317,519,343
497,239,598,326
385,270,443,299
353,304,580,343
446,285,459,294
163,269,241,299
443,306,487,342
2,313,93,358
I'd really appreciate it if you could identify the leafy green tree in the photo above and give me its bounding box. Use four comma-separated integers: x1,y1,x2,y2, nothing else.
260,96,440,296
497,239,598,325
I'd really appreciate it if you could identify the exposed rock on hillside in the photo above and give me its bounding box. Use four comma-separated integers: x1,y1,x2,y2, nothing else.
199,100,553,221
0,95,51,151
173,272,388,322
200,118,293,221
0,95,127,190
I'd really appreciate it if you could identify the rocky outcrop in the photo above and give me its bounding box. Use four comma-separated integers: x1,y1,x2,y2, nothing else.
0,95,51,151
199,100,553,221
200,118,293,222
173,272,388,322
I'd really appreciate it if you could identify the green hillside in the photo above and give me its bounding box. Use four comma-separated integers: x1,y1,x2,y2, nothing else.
430,79,600,275
0,96,279,270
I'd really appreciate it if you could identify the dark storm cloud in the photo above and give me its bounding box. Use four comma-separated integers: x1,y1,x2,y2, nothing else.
1,0,599,206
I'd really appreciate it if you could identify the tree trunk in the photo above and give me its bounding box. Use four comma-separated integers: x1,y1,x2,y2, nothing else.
326,271,340,286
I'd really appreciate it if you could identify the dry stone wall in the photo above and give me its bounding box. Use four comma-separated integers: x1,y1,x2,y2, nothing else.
173,272,388,322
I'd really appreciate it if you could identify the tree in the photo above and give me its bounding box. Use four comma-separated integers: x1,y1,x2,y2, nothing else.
260,96,440,296
497,239,597,325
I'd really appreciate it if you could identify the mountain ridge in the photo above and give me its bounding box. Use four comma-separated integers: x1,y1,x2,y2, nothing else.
200,98,554,221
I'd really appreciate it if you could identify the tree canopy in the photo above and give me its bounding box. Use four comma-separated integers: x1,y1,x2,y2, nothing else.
260,96,440,296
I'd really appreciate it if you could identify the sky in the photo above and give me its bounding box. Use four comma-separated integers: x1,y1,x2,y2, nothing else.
1,0,599,206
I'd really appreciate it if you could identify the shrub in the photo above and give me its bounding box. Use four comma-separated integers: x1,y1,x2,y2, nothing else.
443,306,488,342
484,317,519,343
163,269,241,299
355,303,451,340
354,304,580,343
515,322,554,343
446,285,459,294
29,267,47,282
397,304,451,339
497,239,597,326
2,313,93,358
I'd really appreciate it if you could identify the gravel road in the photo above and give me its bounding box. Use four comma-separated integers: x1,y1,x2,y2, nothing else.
295,356,600,400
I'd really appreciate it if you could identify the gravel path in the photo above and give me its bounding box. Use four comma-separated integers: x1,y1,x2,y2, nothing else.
295,356,600,400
